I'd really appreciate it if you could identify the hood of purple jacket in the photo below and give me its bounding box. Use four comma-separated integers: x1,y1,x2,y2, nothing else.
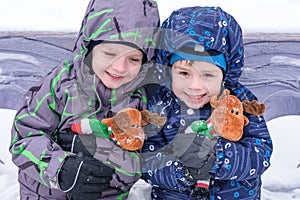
73,0,160,62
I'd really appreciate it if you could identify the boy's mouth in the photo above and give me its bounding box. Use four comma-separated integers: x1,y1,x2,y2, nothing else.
106,71,124,80
186,92,206,99
188,94,206,98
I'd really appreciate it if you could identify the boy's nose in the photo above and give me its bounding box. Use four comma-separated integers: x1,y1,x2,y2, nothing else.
189,77,204,89
112,56,127,72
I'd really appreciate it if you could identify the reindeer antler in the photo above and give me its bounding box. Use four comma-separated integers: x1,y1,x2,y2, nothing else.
149,113,166,126
140,110,151,126
140,110,166,126
242,100,266,116
220,89,230,98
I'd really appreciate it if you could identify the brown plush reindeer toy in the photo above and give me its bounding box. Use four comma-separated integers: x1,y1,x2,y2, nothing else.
71,108,166,151
101,108,166,150
191,89,266,141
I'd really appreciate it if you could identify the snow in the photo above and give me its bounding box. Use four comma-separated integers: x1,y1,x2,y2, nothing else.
0,0,300,33
1,108,300,199
0,109,20,200
270,56,300,67
261,115,300,200
1,0,300,199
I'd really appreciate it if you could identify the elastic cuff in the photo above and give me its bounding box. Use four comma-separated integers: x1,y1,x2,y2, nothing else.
174,161,194,191
49,175,60,189
49,152,73,190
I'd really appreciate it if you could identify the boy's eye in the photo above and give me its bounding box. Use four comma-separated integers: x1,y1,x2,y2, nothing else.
130,57,142,63
103,51,116,56
203,73,215,78
179,71,190,76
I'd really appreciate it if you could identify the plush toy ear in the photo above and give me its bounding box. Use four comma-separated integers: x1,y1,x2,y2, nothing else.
243,116,249,126
101,117,114,125
242,100,266,116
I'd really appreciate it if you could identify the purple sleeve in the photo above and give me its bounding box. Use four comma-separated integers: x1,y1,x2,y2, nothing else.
10,65,70,188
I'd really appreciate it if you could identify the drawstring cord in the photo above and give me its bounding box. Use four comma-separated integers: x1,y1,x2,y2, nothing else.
85,74,102,118
62,161,84,193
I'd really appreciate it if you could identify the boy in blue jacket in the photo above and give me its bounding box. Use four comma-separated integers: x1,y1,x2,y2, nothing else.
141,6,273,200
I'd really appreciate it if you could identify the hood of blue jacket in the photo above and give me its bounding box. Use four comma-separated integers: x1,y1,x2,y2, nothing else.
157,6,244,85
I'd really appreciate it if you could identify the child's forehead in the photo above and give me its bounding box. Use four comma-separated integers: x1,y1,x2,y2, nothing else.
94,43,142,54
98,42,133,49
173,60,222,71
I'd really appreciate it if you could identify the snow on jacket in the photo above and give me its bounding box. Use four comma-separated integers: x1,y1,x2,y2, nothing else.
141,6,273,199
9,0,159,199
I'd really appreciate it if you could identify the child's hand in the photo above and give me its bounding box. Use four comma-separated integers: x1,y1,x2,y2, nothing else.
57,129,96,156
59,155,114,199
172,133,216,180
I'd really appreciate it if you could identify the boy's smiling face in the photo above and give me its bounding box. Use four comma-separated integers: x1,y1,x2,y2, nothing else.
172,60,223,109
92,43,143,89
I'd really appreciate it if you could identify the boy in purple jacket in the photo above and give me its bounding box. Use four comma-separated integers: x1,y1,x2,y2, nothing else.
9,0,159,199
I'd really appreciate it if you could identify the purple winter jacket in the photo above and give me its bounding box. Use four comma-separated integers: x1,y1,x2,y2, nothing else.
9,0,160,199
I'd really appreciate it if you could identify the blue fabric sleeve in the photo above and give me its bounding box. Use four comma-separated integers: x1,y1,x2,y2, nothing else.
141,151,194,192
209,84,273,181
211,109,272,181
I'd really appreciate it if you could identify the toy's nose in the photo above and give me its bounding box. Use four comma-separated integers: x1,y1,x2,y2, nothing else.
129,128,145,141
122,136,144,151
118,127,145,151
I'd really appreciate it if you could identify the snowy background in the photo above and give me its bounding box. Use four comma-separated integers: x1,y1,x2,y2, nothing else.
1,0,300,32
1,0,300,199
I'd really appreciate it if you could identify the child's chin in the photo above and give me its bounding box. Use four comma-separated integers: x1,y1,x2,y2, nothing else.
184,101,206,109
102,81,121,89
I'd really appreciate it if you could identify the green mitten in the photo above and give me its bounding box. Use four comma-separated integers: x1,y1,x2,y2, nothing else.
191,120,218,140
71,118,110,139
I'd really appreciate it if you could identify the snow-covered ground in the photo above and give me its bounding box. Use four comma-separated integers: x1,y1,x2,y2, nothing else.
1,108,300,200
0,109,20,200
261,115,300,200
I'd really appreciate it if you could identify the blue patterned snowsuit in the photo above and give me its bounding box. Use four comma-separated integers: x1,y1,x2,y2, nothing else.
141,6,273,200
